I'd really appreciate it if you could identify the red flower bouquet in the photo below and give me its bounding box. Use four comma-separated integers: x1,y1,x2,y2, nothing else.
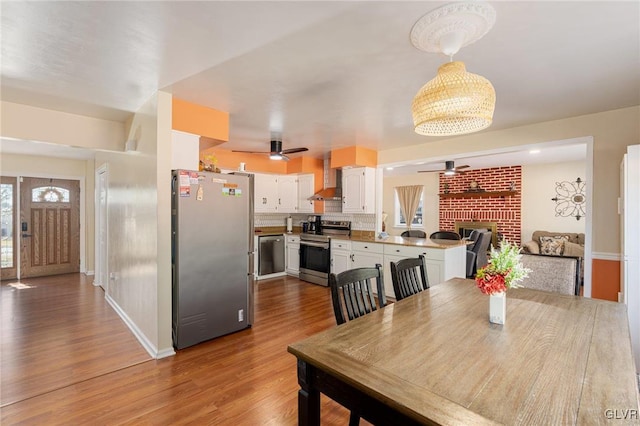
475,241,530,295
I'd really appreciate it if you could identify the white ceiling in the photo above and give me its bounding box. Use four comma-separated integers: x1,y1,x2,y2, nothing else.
1,1,638,169
383,140,587,176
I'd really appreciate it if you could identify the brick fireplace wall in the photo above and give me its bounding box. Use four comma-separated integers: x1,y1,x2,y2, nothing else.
439,166,522,245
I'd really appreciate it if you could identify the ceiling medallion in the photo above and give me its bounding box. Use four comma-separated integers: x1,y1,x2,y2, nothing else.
410,2,496,55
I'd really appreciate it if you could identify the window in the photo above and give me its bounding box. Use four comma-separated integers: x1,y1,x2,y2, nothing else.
1,183,14,268
32,186,70,203
394,191,424,227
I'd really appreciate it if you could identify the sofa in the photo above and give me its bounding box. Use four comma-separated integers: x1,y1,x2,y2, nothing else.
521,230,585,258
520,230,585,295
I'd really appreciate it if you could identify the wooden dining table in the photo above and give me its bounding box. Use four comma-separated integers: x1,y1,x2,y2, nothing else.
288,278,640,425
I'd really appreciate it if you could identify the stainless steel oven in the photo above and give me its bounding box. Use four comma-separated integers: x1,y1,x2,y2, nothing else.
299,235,330,286
299,220,351,286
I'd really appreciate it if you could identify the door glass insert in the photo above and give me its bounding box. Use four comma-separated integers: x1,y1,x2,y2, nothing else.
32,186,70,203
1,183,14,268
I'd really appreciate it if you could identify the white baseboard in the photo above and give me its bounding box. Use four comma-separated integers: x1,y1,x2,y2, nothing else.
105,294,175,359
157,347,176,359
592,252,621,261
85,270,95,276
256,271,287,280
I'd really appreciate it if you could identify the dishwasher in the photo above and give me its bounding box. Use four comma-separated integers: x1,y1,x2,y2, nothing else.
258,235,285,276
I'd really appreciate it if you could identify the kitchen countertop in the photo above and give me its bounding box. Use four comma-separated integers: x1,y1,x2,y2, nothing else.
255,231,300,237
254,227,301,237
331,235,470,249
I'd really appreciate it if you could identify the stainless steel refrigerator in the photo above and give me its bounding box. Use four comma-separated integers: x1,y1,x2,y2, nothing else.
171,170,254,350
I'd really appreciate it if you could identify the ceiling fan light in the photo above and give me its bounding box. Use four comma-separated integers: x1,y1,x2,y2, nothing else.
269,153,283,160
412,61,495,137
444,170,456,176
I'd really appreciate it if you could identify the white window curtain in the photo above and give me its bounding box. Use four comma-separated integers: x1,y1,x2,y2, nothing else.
395,185,423,230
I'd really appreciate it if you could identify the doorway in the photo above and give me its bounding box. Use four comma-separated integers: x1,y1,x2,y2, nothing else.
94,165,108,291
3,176,82,279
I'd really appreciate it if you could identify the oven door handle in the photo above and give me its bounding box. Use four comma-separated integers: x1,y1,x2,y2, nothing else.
301,241,330,249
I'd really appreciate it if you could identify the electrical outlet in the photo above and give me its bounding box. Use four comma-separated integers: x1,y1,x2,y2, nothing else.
238,309,244,322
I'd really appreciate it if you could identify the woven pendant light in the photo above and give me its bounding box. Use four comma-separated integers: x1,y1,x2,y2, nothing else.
412,61,495,136
410,2,497,137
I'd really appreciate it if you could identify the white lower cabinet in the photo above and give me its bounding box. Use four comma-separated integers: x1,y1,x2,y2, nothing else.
328,238,466,299
285,234,300,276
350,241,386,296
330,239,352,276
383,244,454,292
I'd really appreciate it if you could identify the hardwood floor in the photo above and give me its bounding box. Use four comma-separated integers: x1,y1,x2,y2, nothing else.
1,275,369,425
0,273,150,406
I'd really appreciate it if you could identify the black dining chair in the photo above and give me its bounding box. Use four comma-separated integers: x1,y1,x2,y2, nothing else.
390,255,430,301
329,264,387,326
429,230,461,240
329,264,386,426
400,230,427,238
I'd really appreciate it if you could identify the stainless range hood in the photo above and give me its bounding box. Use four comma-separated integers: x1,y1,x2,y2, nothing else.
310,161,342,201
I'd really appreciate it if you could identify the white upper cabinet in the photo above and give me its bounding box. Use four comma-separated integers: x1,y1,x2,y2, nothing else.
278,175,298,212
342,167,375,213
297,173,315,213
254,173,279,212
254,173,303,213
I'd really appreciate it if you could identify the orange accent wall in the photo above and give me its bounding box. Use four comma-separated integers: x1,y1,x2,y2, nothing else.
331,146,377,168
172,98,229,142
201,148,287,174
203,149,327,213
287,157,324,188
591,259,621,301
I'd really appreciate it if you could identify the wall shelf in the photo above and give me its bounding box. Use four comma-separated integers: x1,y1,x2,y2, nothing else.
439,190,517,199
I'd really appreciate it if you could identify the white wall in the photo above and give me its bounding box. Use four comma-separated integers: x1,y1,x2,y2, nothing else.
382,173,439,236
1,101,124,151
95,93,165,358
521,160,587,242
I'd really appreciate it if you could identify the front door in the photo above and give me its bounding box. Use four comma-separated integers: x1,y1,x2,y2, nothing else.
20,177,80,278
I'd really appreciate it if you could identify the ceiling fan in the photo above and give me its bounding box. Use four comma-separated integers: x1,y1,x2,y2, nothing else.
232,140,308,161
418,160,469,175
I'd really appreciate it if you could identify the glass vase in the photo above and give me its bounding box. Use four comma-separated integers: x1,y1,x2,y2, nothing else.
489,291,506,325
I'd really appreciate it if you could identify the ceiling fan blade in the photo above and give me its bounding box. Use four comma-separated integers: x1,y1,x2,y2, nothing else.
281,154,290,161
417,169,445,173
281,147,308,155
231,149,269,154
456,164,470,170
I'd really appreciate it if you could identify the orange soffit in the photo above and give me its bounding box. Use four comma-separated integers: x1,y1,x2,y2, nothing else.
172,98,229,142
330,146,377,168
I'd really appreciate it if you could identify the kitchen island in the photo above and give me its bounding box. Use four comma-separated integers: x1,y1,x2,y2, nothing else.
330,236,467,298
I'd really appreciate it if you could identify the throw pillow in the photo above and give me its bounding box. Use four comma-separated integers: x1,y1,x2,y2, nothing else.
539,235,568,255
563,241,585,257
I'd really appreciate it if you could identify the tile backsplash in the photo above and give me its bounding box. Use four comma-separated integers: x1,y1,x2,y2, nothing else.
255,213,376,231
